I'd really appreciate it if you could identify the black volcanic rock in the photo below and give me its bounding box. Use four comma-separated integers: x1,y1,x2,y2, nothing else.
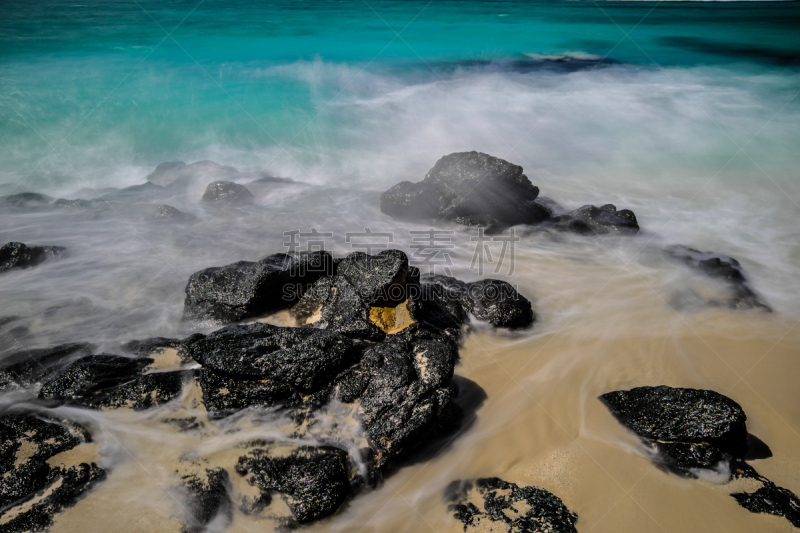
183,251,333,324
337,249,408,306
0,342,94,391
236,446,351,524
0,242,68,273
550,204,639,235
38,354,152,403
179,466,232,533
187,323,355,392
600,386,749,459
197,368,299,415
665,245,770,311
201,180,254,204
445,477,578,533
380,152,545,227
423,275,534,329
731,462,800,528
0,413,105,532
88,371,188,410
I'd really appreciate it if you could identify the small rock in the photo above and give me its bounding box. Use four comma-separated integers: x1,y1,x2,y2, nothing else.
178,466,232,533
235,445,351,524
444,477,578,533
550,204,639,235
0,242,68,273
154,204,189,220
201,181,254,204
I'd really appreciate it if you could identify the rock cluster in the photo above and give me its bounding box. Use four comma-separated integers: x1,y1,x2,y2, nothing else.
380,151,639,235
601,385,800,527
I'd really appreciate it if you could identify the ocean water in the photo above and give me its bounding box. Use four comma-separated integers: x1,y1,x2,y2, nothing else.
1,1,800,532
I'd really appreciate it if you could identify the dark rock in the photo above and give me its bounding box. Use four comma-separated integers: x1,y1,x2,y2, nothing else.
343,331,461,467
380,152,544,227
0,342,94,391
89,371,188,410
291,274,386,341
0,242,68,273
38,354,152,402
201,181,254,204
407,283,468,338
665,245,770,311
551,204,639,235
423,275,535,329
600,386,749,459
236,445,351,524
731,462,800,528
183,251,333,324
337,250,409,306
0,192,53,208
154,204,189,220
53,198,91,209
444,477,578,533
0,413,105,532
179,466,232,533
121,336,183,357
198,368,298,415
188,323,355,391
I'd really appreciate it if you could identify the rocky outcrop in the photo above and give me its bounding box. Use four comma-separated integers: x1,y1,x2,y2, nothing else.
601,385,800,528
422,275,534,329
380,152,637,235
0,242,67,273
200,181,254,204
183,251,333,324
0,413,105,532
665,245,770,311
445,477,578,533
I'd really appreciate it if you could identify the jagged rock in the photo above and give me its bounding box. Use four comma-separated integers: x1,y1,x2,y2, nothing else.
0,413,105,532
38,354,152,403
183,251,333,324
664,245,770,311
89,371,188,410
380,152,547,227
0,242,68,273
550,204,639,235
331,330,461,467
201,181,254,204
423,275,534,329
236,445,351,524
0,192,53,208
0,342,94,391
198,368,299,415
337,250,408,306
444,477,578,533
178,466,232,533
187,323,355,392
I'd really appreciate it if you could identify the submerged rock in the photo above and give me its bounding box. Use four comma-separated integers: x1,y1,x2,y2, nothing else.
550,204,639,235
154,204,192,221
380,151,546,227
423,274,535,329
52,198,92,209
444,477,578,533
38,354,152,403
0,192,53,208
664,245,770,311
89,370,188,410
183,251,333,324
0,242,68,273
236,445,352,524
201,180,254,204
0,342,94,391
0,413,105,532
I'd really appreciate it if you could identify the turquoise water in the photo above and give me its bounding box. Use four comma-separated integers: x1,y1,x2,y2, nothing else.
2,0,799,191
